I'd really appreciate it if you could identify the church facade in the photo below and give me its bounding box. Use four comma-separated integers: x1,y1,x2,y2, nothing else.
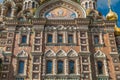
0,0,120,80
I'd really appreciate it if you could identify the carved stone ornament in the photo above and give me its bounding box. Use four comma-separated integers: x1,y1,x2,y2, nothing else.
17,50,28,58
94,50,106,58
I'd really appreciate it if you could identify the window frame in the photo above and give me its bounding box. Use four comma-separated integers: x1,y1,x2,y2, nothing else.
46,60,53,74
47,34,53,43
18,61,25,74
68,34,73,43
69,60,75,74
57,34,63,43
57,60,64,74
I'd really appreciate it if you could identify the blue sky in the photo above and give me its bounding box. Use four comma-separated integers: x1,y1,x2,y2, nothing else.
0,0,120,26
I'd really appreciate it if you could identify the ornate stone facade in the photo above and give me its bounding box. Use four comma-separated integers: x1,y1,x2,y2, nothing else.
0,0,120,80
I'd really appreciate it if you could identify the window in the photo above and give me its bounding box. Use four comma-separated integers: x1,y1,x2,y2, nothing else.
0,59,2,69
25,2,27,9
97,61,103,74
85,2,88,9
94,35,99,44
47,34,52,43
46,60,52,74
69,60,75,74
7,7,12,17
93,2,96,9
32,2,35,8
57,60,64,74
21,35,27,43
68,35,73,43
58,34,63,43
18,61,24,74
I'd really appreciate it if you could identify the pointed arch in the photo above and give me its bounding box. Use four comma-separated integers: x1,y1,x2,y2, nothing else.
3,1,16,7
56,50,66,57
45,50,55,57
67,49,78,57
15,3,22,16
17,50,28,58
3,1,16,17
94,50,106,58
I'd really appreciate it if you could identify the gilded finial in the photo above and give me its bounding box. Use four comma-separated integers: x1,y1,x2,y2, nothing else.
108,0,111,9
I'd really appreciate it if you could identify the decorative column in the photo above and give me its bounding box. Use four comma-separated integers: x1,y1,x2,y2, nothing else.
40,56,42,80
11,7,17,18
1,6,6,17
104,59,109,76
65,58,68,75
42,57,46,75
74,31,77,44
99,32,103,44
65,31,68,43
54,31,57,43
76,58,80,75
53,58,56,75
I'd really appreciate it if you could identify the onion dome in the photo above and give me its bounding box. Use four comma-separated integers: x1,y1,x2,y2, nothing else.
106,9,118,21
114,25,120,36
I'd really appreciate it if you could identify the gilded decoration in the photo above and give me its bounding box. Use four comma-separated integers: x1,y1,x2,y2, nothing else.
45,7,77,19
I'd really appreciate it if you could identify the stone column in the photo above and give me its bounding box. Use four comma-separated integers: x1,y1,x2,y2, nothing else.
54,31,57,43
42,57,46,75
65,31,68,43
11,7,17,18
1,6,6,17
39,56,42,80
76,58,80,75
65,58,68,75
104,59,109,76
53,58,56,75
99,32,103,44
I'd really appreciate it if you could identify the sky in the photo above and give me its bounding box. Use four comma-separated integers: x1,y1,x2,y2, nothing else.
0,0,119,27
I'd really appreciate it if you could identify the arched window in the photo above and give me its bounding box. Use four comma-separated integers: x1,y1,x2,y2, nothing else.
32,2,35,8
89,2,92,8
18,61,24,74
7,6,12,17
57,60,64,74
21,35,27,43
93,3,96,9
0,59,2,70
28,1,31,8
97,61,103,74
69,60,75,74
94,35,99,44
46,60,52,73
25,2,27,9
85,2,88,9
